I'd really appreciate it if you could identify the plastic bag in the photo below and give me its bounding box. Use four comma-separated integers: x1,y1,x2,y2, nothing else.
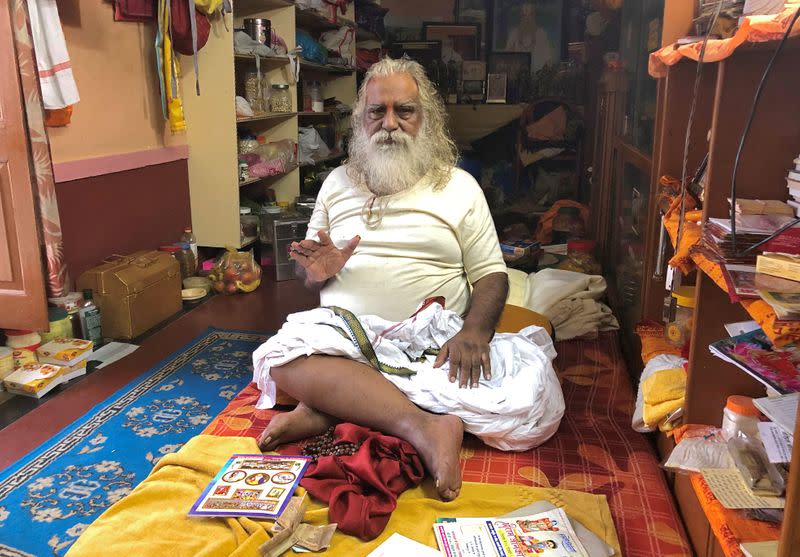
296,30,328,64
209,248,262,295
298,126,331,165
235,96,254,118
320,26,355,67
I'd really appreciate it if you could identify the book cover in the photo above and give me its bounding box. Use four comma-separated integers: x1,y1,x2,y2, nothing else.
3,363,66,398
709,330,800,394
189,454,311,519
433,508,588,557
37,338,94,367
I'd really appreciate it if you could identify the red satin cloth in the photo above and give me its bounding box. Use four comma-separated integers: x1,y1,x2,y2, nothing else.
294,423,425,541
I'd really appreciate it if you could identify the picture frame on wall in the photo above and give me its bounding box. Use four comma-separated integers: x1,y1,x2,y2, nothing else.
454,0,488,57
486,73,507,103
422,22,481,65
490,0,563,71
389,40,443,68
488,51,530,103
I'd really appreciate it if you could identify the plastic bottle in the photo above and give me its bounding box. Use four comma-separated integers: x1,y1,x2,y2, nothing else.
180,227,198,272
721,395,761,441
310,81,324,113
79,289,104,347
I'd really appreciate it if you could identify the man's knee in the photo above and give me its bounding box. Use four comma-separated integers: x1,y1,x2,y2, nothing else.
270,356,309,387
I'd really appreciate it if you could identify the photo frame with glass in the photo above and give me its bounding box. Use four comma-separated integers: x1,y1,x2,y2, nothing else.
486,73,507,103
490,0,563,71
422,23,481,65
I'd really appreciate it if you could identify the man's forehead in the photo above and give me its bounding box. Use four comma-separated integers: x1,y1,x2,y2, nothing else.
365,74,419,100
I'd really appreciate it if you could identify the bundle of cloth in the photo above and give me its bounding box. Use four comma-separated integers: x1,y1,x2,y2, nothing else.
521,268,619,341
632,354,688,433
252,300,565,452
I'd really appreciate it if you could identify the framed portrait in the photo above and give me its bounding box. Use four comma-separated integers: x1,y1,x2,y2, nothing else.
462,79,485,102
490,0,563,71
422,23,481,65
486,73,507,103
488,51,531,78
389,40,443,68
462,60,486,81
455,0,488,57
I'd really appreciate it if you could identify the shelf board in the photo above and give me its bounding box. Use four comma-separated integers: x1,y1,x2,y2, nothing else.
298,59,355,74
234,53,290,65
235,0,294,12
241,236,258,249
664,217,800,346
236,112,297,124
300,151,346,167
298,111,335,118
239,163,298,187
295,7,355,33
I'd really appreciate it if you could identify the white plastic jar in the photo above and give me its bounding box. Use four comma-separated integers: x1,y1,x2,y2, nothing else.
721,395,761,441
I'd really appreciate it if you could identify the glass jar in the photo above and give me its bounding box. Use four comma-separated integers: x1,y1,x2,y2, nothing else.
721,395,761,441
244,71,264,113
0,346,13,379
552,206,586,244
240,207,260,244
557,239,602,275
4,329,41,352
309,81,323,112
269,84,292,113
260,205,283,245
665,286,695,348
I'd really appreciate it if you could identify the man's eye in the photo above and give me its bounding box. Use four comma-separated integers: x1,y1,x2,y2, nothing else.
368,108,385,118
397,107,415,117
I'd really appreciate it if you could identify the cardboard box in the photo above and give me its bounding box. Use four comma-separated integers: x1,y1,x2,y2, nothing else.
756,253,800,283
77,250,182,339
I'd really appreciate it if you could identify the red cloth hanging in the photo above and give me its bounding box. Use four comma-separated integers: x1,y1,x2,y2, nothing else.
298,423,425,541
115,0,156,22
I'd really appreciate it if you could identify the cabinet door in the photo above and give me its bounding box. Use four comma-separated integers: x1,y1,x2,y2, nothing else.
0,2,48,330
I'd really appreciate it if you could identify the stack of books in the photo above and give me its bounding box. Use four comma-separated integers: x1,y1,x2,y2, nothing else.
787,154,800,215
756,253,800,319
2,338,93,398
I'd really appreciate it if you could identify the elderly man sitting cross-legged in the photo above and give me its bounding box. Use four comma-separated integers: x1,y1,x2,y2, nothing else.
252,58,564,502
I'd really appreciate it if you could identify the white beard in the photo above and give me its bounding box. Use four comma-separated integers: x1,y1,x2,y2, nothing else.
350,127,433,197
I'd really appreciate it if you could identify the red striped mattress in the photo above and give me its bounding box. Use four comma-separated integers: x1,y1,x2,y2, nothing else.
204,332,692,556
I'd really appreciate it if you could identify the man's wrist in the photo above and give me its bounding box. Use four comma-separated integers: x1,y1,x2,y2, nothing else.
461,321,494,342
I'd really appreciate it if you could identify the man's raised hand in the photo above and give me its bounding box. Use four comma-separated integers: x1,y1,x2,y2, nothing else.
290,230,360,285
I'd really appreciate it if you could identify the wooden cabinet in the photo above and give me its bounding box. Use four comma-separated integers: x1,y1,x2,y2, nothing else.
0,1,48,330
643,32,800,557
181,0,357,248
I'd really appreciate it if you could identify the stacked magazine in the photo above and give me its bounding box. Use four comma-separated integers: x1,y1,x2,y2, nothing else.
434,508,593,557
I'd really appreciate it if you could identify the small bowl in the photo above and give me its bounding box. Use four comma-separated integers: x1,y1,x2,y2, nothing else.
181,287,207,301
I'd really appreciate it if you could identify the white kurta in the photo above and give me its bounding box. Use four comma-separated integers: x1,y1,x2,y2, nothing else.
306,166,507,321
252,301,565,452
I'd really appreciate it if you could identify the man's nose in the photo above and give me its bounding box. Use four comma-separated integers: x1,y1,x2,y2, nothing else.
382,110,399,132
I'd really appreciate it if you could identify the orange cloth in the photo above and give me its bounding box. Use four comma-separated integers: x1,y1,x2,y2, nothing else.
635,320,682,364
660,175,702,275
525,105,567,142
45,106,73,127
673,425,781,555
534,200,590,245
649,7,800,78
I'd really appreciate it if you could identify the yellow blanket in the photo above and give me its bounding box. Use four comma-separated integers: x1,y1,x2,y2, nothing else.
642,367,687,431
68,435,621,557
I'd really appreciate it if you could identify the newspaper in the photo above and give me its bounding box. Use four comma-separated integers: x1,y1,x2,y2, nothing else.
433,507,589,557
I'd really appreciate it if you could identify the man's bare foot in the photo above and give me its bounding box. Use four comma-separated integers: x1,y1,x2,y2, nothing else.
411,414,464,501
259,403,337,451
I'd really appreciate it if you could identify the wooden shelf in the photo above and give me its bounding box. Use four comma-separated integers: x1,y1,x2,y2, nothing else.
295,7,355,33
298,111,335,118
234,53,289,64
239,163,298,187
236,112,297,124
235,0,294,13
663,219,800,347
300,151,345,167
298,59,355,74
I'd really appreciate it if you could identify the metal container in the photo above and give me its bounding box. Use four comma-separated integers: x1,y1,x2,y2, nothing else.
271,217,309,281
243,18,271,46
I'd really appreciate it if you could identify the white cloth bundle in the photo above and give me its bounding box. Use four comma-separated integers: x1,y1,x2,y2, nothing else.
523,268,619,340
26,0,79,109
252,302,565,452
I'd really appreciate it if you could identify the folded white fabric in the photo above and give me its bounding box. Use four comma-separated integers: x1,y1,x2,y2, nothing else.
523,268,619,340
252,302,565,452
26,0,79,109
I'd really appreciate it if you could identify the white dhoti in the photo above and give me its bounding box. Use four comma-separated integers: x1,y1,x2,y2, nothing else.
252,301,565,451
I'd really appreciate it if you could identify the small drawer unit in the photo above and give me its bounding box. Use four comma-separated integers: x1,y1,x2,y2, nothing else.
271,217,309,281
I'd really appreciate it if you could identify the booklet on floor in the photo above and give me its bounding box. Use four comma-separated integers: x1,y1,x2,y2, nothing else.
433,507,589,557
189,454,311,519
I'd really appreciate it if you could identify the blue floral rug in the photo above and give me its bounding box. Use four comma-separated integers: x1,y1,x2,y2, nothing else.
0,328,266,557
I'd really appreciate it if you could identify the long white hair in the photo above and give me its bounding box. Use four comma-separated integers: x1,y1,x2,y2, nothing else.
347,57,458,193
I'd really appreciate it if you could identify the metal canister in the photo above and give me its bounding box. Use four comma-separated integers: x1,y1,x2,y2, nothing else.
243,18,271,46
